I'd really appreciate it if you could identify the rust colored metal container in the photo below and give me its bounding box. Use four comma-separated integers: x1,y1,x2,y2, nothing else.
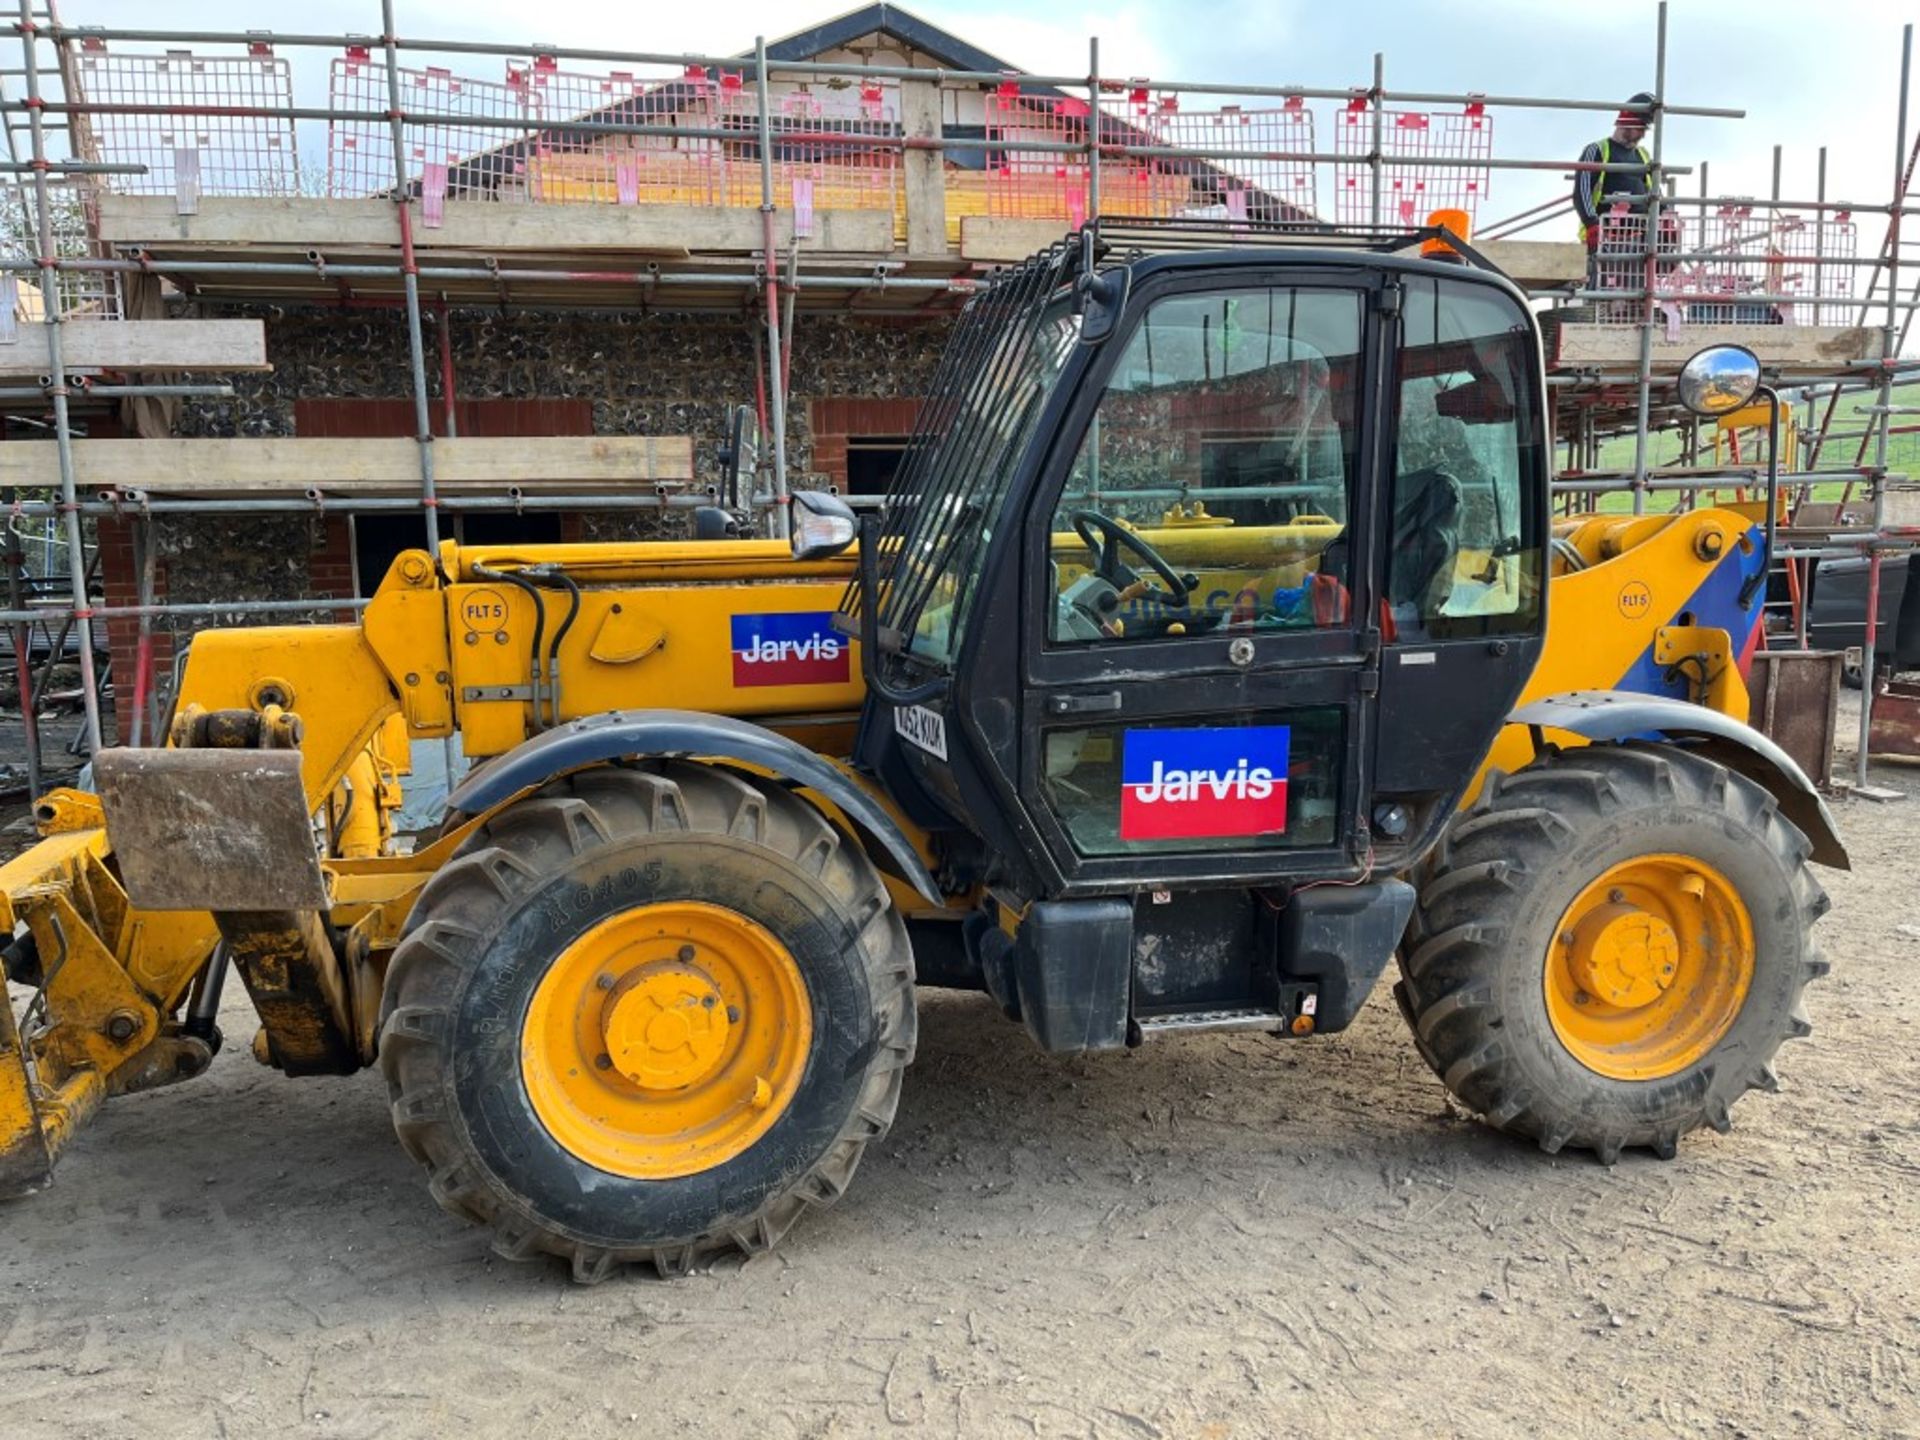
1747,650,1843,789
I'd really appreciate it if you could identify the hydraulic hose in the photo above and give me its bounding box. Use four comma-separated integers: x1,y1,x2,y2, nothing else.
526,565,582,729
472,564,546,730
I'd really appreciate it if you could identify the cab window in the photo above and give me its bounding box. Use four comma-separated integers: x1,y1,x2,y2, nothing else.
1389,275,1545,639
1044,287,1365,645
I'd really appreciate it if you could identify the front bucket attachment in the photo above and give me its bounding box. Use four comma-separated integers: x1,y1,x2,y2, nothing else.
0,994,53,1196
93,748,329,912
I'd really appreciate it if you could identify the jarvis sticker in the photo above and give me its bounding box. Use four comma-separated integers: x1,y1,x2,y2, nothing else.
1120,725,1290,842
730,610,849,687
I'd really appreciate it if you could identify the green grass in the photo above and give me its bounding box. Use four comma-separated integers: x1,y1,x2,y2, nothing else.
1575,380,1918,515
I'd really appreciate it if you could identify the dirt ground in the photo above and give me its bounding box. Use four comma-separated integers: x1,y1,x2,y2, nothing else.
1,708,1918,1439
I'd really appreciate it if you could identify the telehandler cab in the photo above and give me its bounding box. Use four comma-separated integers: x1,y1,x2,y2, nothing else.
0,218,1843,1281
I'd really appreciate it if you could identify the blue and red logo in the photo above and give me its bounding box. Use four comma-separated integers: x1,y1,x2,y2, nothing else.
1119,725,1291,842
730,610,849,688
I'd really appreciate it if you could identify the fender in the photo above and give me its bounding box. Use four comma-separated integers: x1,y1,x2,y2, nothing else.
443,709,943,903
1510,690,1848,871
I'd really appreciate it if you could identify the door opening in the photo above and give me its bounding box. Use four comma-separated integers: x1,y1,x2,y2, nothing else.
846,435,912,497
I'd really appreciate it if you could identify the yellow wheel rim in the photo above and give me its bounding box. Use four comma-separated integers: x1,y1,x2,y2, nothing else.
1543,854,1754,1081
520,901,812,1179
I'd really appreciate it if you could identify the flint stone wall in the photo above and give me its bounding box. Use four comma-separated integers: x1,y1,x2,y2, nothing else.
158,302,951,598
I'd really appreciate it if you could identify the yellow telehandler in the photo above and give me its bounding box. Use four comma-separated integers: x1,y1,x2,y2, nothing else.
0,220,1842,1281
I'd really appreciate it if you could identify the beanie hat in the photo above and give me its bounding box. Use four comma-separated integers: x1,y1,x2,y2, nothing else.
1616,92,1654,128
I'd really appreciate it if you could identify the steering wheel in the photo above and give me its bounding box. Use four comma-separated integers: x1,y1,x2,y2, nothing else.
1068,510,1194,609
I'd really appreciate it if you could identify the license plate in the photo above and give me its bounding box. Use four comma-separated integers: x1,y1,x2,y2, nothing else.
893,704,948,760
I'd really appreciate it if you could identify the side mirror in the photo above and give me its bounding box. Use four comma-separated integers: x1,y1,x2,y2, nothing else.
1677,344,1762,417
790,489,859,561
692,505,740,541
1077,266,1131,344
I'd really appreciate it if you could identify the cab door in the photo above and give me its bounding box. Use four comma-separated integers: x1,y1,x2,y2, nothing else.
1011,270,1389,894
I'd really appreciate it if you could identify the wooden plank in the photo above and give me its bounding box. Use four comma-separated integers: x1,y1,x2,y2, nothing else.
0,319,267,375
900,79,948,258
1553,322,1875,370
960,216,1072,264
1393,239,1587,287
1475,240,1585,287
0,435,695,494
96,195,894,257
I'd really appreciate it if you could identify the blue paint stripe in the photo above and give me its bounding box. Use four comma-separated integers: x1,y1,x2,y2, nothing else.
1612,524,1767,699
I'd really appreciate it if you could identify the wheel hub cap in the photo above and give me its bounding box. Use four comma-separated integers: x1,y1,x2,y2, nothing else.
519,900,813,1180
1543,854,1755,1082
603,966,731,1091
1568,904,1680,1008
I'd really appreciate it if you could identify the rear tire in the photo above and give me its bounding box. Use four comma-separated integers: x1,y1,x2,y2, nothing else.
378,761,915,1281
1396,743,1829,1163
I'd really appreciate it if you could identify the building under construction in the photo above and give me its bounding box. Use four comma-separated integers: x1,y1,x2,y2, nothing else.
0,0,1914,791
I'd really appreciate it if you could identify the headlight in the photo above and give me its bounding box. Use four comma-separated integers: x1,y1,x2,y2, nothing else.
790,490,859,561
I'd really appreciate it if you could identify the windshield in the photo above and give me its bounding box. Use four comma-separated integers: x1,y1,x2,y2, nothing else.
897,292,1083,665
840,237,1087,677
1042,285,1364,646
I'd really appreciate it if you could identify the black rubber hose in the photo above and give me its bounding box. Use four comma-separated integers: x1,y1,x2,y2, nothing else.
530,566,583,730
473,564,546,731
327,776,356,854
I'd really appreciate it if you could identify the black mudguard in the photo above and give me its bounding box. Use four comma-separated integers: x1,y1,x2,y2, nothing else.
443,709,943,903
1510,690,1849,871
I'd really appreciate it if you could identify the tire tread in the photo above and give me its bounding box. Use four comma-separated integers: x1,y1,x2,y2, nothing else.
378,761,915,1283
1398,742,1829,1163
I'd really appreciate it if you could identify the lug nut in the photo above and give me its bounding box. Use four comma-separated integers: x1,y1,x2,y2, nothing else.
595,973,614,990
677,945,695,963
727,1005,740,1023
594,1054,613,1071
1574,990,1592,1006
1608,888,1627,904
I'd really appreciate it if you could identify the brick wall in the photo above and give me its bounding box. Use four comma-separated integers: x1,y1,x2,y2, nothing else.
94,516,159,744
807,397,923,490
308,517,356,601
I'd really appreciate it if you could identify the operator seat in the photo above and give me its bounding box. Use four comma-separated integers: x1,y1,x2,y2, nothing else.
1388,466,1463,615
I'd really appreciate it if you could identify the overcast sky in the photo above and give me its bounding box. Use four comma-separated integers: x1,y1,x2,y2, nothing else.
49,0,1919,229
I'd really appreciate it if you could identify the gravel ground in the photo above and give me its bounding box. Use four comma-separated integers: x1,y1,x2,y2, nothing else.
0,708,1916,1439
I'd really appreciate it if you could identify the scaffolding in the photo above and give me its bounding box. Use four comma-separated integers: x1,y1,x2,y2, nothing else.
76,38,301,199
0,0,1913,801
1333,101,1493,228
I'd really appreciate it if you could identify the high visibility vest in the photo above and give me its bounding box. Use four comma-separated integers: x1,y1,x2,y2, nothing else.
1579,138,1652,242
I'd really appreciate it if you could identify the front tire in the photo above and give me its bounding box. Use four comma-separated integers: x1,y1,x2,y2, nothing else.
1396,743,1830,1163
378,761,915,1281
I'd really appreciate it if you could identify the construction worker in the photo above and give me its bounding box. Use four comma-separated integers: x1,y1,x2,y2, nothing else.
1573,93,1655,252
